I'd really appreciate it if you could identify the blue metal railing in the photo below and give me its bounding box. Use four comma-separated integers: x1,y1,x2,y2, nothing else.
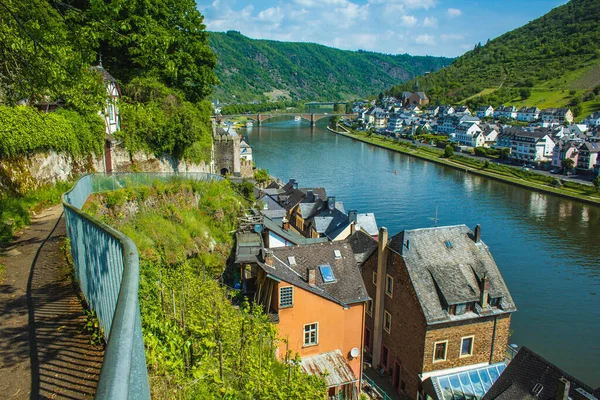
62,173,223,399
362,373,392,400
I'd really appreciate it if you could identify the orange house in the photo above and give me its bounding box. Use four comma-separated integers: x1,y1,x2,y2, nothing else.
254,241,370,399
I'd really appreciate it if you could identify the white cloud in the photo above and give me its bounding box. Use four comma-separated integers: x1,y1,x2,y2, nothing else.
447,8,462,17
295,0,348,7
440,33,465,41
414,34,435,45
423,16,437,27
401,15,417,27
368,0,436,9
257,7,284,23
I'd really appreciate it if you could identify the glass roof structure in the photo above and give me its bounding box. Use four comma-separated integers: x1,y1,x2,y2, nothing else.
431,362,506,400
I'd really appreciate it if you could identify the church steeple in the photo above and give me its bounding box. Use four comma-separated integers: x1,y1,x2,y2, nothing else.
414,78,419,93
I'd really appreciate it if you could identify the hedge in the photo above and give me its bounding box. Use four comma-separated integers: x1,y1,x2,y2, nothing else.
0,105,105,158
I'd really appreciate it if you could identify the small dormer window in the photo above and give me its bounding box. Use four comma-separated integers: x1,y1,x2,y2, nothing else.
489,297,501,307
334,250,342,259
455,303,466,315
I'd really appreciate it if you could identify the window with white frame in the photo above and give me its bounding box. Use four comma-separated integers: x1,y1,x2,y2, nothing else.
460,336,474,357
303,323,318,346
386,274,393,297
366,299,373,316
384,310,391,334
108,104,115,122
279,286,293,308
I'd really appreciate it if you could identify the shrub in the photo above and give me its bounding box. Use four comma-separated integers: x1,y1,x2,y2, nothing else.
444,145,454,158
0,106,104,158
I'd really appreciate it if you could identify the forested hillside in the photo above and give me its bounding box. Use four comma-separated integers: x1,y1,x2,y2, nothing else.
209,31,452,103
387,0,600,116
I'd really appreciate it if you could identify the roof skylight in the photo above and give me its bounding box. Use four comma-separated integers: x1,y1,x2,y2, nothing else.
319,264,336,283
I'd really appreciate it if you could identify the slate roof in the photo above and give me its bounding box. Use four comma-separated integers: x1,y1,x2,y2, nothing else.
355,213,378,236
262,216,328,246
387,225,516,325
482,347,600,400
314,207,351,240
235,231,263,264
417,92,429,100
347,230,378,265
261,241,370,305
91,65,118,83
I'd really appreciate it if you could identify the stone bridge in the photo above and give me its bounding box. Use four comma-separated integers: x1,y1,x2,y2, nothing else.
218,113,355,127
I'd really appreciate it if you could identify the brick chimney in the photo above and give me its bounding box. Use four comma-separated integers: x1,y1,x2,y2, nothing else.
480,274,489,308
372,226,388,368
263,249,274,267
474,224,481,243
307,267,316,286
555,377,570,400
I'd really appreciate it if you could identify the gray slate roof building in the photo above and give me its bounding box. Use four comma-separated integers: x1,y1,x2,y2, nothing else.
347,230,378,265
482,346,600,400
387,225,516,325
260,241,370,306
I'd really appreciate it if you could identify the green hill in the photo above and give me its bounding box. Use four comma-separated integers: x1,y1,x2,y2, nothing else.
208,31,452,103
387,0,600,118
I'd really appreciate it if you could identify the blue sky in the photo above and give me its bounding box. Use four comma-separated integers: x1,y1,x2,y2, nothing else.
197,0,568,58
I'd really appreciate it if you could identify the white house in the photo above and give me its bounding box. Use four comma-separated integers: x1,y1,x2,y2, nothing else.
454,122,482,147
240,140,252,161
583,112,600,127
387,114,404,132
516,107,540,122
476,105,494,118
510,130,555,163
494,105,518,120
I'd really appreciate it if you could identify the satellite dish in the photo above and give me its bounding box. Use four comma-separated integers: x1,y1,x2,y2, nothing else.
254,224,263,233
350,347,360,358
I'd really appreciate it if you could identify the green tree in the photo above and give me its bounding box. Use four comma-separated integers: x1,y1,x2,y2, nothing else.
561,158,575,171
519,88,531,100
444,145,454,158
0,0,104,108
84,0,218,102
594,176,600,191
500,147,511,159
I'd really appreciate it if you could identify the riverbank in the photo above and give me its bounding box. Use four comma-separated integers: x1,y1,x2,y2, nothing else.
327,127,600,206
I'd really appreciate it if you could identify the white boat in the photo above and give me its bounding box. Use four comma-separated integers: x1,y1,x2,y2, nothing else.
246,120,253,128
294,116,301,122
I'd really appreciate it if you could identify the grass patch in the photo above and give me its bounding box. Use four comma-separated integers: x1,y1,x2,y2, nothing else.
0,181,73,246
83,179,327,398
0,261,5,283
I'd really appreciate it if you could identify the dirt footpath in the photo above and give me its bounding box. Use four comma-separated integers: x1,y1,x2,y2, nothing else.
0,205,104,399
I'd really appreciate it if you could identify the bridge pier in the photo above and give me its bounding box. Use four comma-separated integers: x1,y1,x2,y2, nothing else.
257,114,261,127
311,113,315,127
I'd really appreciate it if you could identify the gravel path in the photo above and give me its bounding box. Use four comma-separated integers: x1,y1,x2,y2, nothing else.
0,205,104,399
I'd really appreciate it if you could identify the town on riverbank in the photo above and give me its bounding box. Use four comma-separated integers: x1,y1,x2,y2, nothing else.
232,168,600,400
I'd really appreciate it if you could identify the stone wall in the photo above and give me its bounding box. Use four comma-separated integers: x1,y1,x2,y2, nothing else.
0,144,212,195
0,152,102,194
423,314,512,372
109,146,212,174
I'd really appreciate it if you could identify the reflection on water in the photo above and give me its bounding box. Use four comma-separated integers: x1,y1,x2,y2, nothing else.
246,120,600,385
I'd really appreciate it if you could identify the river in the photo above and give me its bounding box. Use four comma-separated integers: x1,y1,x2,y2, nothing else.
243,118,600,385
